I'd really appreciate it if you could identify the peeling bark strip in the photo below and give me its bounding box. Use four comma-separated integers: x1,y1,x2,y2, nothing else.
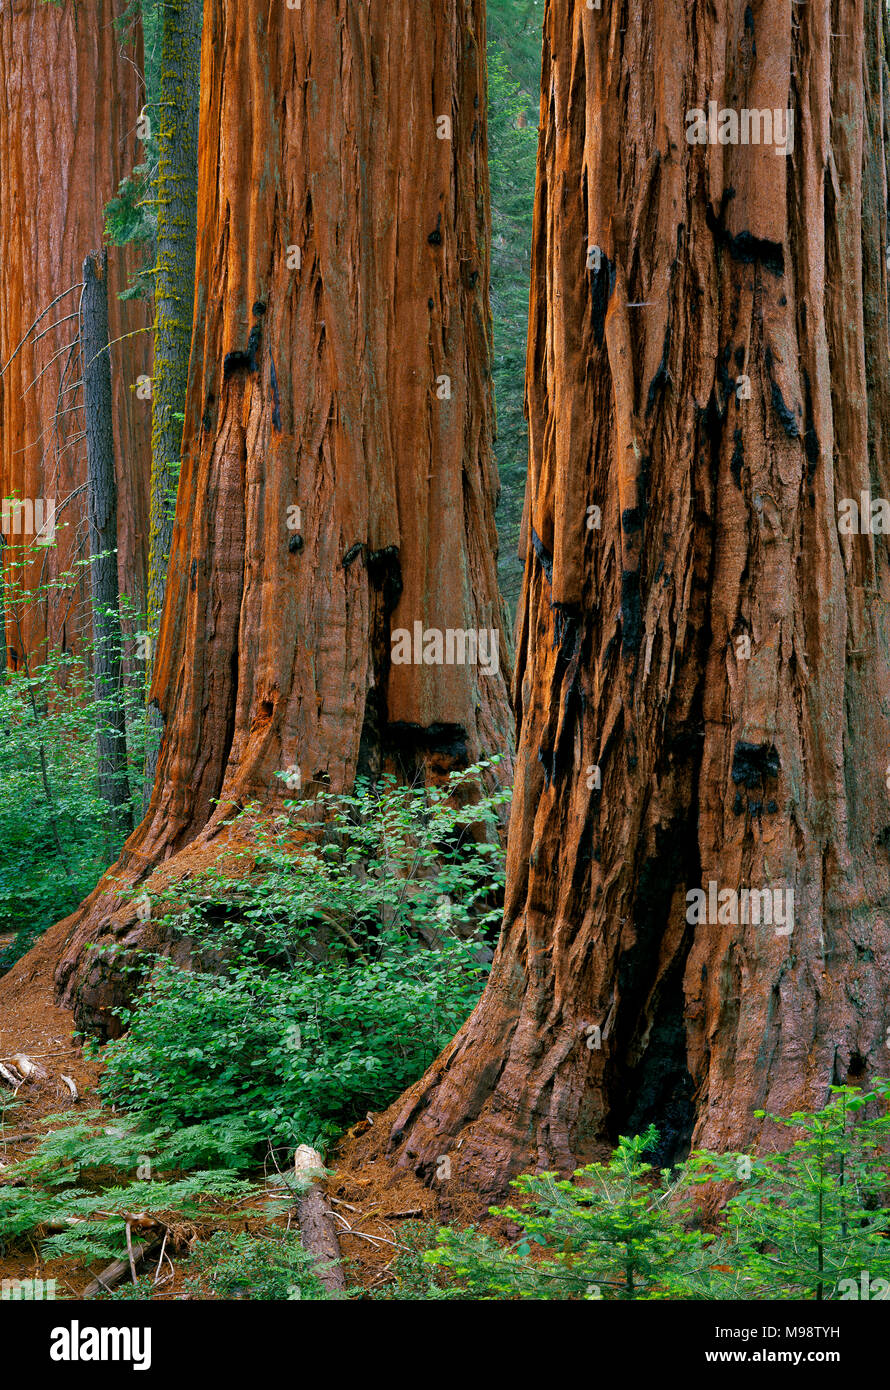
54,0,513,1034
0,0,150,667
385,0,890,1197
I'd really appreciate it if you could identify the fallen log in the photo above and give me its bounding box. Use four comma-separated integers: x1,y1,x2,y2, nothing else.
83,1239,160,1298
293,1145,346,1295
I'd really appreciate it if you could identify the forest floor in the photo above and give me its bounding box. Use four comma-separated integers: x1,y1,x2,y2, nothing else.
0,921,459,1299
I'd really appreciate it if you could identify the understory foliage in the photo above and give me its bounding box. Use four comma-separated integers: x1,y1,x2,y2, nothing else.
423,1085,890,1300
0,579,147,970
2,1082,888,1298
92,763,508,1165
0,1113,256,1265
179,1230,329,1301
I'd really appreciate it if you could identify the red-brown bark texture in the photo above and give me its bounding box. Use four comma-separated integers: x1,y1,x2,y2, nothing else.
383,0,890,1197
54,0,513,1031
0,0,150,667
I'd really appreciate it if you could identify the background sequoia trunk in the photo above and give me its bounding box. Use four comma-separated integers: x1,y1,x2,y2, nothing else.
82,251,132,849
54,0,513,1032
383,0,890,1197
0,0,150,668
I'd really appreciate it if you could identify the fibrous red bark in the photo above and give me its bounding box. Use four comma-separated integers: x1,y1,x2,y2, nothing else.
0,0,150,667
54,0,513,1033
384,0,890,1199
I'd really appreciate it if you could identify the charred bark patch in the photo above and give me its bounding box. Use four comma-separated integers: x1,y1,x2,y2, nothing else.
716,343,735,407
610,820,698,1164
270,351,282,431
589,254,615,349
765,346,801,437
530,523,554,586
620,569,641,653
385,721,469,766
552,603,580,658
769,380,800,438
666,720,705,764
367,544,403,616
731,427,745,487
705,200,785,277
537,742,556,789
223,322,262,378
356,683,384,783
726,230,784,276
731,739,781,787
645,322,671,415
802,369,819,485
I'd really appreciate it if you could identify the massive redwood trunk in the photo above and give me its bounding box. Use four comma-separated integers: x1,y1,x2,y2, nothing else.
54,0,513,1033
384,0,890,1197
0,0,150,668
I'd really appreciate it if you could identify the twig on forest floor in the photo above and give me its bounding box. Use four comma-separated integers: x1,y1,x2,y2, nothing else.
125,1222,138,1285
153,1229,169,1285
334,1218,410,1253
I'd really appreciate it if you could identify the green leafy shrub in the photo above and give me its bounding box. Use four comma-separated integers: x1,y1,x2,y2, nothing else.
0,646,145,968
96,763,509,1164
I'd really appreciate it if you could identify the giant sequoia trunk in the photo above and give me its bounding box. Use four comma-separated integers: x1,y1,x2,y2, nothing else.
54,0,513,1033
384,0,890,1197
0,0,150,669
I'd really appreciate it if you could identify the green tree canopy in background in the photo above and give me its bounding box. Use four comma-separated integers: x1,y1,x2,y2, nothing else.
486,0,541,617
